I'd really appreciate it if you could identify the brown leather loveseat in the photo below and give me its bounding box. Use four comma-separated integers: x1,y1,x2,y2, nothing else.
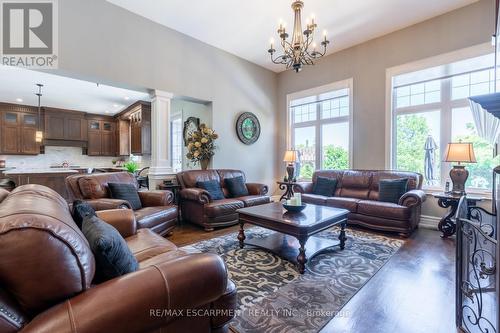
294,170,426,237
0,185,236,333
177,169,270,231
66,172,177,236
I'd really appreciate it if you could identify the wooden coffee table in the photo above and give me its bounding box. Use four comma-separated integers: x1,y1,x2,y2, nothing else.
237,202,349,274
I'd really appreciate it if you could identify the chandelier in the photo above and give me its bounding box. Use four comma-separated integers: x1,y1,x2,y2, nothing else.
268,0,330,72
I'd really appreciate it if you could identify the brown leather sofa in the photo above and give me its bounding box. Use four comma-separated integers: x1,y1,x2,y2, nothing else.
0,185,236,333
294,170,426,237
66,172,177,236
177,169,270,231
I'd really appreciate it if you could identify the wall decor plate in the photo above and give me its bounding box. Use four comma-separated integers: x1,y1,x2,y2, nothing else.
236,112,260,145
183,117,200,146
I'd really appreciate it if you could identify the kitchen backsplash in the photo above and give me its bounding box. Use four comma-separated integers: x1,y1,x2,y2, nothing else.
0,146,150,169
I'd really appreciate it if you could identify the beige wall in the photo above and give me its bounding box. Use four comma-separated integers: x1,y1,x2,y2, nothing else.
53,0,278,187
276,0,495,220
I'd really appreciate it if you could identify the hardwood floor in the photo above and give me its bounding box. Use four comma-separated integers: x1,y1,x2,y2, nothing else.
168,224,456,333
319,228,456,333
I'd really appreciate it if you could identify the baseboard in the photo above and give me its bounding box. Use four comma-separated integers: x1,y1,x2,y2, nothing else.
419,215,440,230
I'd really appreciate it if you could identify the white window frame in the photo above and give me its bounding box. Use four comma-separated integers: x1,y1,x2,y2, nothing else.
286,78,354,179
170,113,183,172
385,42,496,194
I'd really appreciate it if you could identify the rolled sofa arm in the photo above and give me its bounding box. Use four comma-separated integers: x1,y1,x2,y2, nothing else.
96,209,137,238
85,198,131,211
293,182,313,193
398,189,426,207
246,183,268,195
20,253,229,333
179,188,211,204
138,190,174,207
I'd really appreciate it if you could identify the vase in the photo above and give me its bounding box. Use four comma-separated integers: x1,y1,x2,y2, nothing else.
200,159,210,170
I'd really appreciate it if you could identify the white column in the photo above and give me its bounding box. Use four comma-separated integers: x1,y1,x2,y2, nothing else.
149,90,174,188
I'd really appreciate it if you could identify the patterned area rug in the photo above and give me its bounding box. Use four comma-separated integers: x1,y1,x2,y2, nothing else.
181,227,404,333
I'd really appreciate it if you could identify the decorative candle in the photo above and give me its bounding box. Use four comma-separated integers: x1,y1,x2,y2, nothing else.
294,193,302,206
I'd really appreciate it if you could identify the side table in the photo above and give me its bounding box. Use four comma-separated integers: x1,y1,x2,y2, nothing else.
433,192,484,238
276,181,297,201
158,183,182,224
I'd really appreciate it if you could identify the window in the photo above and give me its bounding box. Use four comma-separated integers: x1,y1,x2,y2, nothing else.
289,80,352,179
171,116,183,172
392,54,500,191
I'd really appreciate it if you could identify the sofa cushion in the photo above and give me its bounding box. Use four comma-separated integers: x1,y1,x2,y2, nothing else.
108,183,142,210
225,176,249,198
378,178,408,204
204,199,244,217
338,170,372,199
134,206,177,230
196,180,225,200
82,215,139,282
368,171,421,200
126,228,178,262
301,193,328,205
237,195,270,207
72,200,96,229
313,177,338,196
325,197,360,212
357,200,411,221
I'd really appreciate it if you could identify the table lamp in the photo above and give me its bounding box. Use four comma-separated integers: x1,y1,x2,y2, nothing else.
283,150,298,182
444,142,476,194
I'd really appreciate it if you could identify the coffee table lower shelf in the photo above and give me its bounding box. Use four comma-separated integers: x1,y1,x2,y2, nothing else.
242,232,344,272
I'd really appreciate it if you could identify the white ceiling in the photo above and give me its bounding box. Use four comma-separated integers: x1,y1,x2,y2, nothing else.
107,0,478,72
0,66,150,115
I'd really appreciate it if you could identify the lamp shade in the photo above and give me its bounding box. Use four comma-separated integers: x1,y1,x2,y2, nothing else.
444,142,476,163
283,150,298,162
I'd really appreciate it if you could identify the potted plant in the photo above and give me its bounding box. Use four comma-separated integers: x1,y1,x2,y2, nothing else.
123,160,140,174
186,124,218,170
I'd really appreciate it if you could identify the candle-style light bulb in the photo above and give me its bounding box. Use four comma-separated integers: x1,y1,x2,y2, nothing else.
270,38,275,49
323,30,328,41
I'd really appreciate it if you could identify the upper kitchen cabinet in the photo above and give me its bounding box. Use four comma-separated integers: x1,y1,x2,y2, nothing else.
86,116,116,156
117,101,151,156
0,103,40,155
44,108,87,143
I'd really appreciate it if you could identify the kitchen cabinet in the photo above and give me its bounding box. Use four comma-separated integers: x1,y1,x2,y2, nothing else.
6,170,78,201
44,109,87,142
86,117,116,156
117,101,151,156
0,104,40,155
116,119,130,156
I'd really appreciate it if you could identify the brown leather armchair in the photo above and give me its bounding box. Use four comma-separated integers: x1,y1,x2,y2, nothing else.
65,172,177,236
177,169,270,231
0,185,236,333
294,170,426,237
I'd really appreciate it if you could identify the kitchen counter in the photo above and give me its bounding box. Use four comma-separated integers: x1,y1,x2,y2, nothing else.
4,169,80,175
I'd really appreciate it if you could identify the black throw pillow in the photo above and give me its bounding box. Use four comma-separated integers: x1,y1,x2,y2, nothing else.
225,176,249,198
313,177,338,197
108,183,142,210
82,214,139,283
196,180,225,200
379,178,409,204
72,200,96,229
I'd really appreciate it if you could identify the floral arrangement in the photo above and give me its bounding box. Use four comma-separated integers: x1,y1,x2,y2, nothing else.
186,124,218,165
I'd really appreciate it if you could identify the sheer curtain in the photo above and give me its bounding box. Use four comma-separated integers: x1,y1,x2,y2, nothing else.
469,99,500,149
